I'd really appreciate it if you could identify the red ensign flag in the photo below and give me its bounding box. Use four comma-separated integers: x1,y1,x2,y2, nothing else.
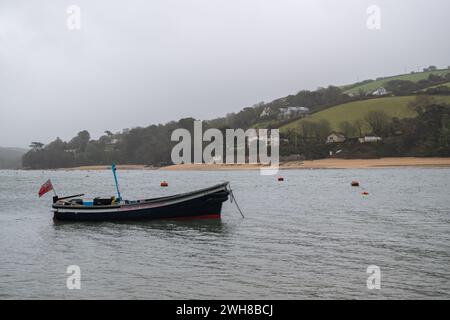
38,179,54,197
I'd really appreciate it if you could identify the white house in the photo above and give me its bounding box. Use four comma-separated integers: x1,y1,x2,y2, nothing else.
248,134,277,145
371,87,388,96
326,133,346,144
259,106,272,118
359,136,382,143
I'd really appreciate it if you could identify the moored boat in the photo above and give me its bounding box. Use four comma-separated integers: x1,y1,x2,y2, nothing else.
45,164,231,222
52,182,230,222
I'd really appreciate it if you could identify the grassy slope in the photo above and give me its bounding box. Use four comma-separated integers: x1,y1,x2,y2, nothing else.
343,69,450,94
280,95,450,133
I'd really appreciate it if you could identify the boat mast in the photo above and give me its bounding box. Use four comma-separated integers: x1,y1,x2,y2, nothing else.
111,164,122,202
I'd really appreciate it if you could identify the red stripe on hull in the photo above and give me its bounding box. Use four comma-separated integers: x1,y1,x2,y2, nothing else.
169,214,221,221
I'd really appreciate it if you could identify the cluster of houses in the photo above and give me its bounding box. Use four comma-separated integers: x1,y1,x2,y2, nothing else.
260,106,310,119
326,132,382,144
277,106,310,119
347,87,389,97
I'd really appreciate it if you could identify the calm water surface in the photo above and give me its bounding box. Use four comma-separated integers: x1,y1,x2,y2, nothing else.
0,168,449,299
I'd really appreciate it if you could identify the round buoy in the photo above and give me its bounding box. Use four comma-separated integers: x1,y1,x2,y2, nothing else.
160,181,168,187
351,181,359,187
278,177,284,182
361,191,369,195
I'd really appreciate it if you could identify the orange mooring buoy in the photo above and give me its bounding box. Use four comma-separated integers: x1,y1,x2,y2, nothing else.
160,181,168,187
351,181,360,187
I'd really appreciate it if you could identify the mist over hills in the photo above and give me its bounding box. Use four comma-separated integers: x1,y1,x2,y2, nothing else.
0,147,28,169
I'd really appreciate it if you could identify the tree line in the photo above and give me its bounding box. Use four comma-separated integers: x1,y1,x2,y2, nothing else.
280,96,450,159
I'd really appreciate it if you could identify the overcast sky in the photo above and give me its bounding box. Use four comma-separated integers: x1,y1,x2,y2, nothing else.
1,0,449,148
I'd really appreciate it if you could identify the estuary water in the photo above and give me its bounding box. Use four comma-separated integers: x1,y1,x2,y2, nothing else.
0,168,449,299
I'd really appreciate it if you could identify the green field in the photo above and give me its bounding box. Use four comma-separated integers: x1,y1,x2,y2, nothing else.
280,95,450,133
343,69,450,95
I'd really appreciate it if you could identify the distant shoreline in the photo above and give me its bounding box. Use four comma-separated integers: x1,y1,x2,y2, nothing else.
22,157,450,171
160,157,450,170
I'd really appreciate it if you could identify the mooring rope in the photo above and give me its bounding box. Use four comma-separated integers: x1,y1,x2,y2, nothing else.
230,188,245,218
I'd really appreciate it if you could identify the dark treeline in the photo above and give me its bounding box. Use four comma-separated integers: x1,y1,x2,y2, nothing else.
384,73,450,96
23,120,190,169
280,99,450,159
338,103,450,158
22,86,357,169
207,85,358,128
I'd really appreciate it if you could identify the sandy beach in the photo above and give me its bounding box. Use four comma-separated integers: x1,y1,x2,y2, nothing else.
159,157,450,170
60,157,450,171
60,164,154,171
